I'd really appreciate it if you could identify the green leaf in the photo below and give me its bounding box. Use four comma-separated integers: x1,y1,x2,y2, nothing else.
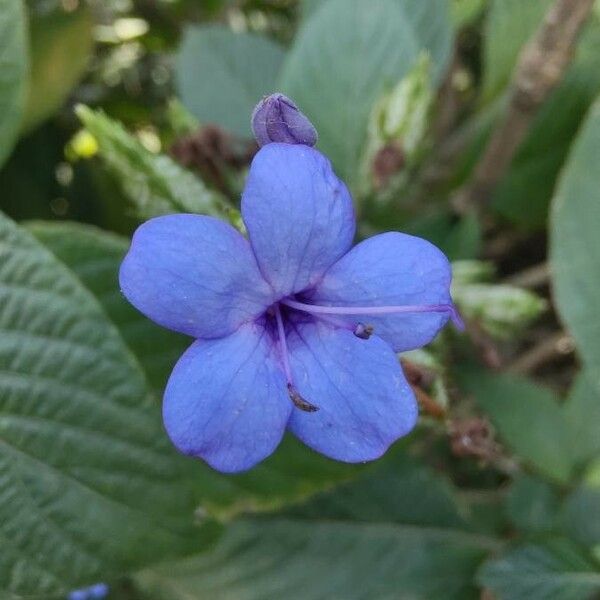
460,371,573,483
507,475,560,535
0,212,217,598
25,220,368,519
286,457,468,528
282,0,450,183
176,24,285,137
21,4,93,133
562,486,600,548
26,220,188,393
76,105,228,220
551,97,600,370
0,0,28,169
479,541,600,600
135,460,499,600
462,367,600,483
563,372,600,467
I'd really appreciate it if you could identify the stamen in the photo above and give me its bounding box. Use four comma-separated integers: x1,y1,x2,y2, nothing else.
282,298,464,330
274,304,319,412
354,323,374,339
288,383,319,412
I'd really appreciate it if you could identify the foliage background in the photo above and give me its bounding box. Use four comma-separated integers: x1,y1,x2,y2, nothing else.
1,0,600,598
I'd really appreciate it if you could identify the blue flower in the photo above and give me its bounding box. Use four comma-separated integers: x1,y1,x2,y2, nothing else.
120,143,459,473
67,583,109,600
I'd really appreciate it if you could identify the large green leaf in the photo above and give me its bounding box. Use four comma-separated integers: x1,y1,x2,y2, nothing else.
280,0,423,184
0,0,28,169
27,220,189,393
0,213,216,598
135,460,499,600
551,97,600,370
461,368,600,483
176,24,285,137
506,475,560,535
26,220,369,520
479,541,600,600
22,4,93,133
301,0,453,81
563,371,600,467
76,106,228,220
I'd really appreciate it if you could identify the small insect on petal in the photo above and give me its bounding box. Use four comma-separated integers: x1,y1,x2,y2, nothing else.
251,93,318,148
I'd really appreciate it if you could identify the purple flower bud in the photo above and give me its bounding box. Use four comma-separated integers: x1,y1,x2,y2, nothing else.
251,93,317,148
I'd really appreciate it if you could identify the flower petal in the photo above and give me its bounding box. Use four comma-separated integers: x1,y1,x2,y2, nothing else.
286,318,418,462
241,143,355,297
163,322,291,473
310,232,453,351
120,214,274,339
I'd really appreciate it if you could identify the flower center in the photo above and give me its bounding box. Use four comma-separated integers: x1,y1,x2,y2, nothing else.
272,299,462,413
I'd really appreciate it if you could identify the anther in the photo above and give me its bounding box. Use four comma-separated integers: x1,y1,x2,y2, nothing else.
354,323,374,339
287,383,319,412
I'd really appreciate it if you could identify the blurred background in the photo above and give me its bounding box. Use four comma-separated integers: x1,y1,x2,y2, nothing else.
1,0,600,599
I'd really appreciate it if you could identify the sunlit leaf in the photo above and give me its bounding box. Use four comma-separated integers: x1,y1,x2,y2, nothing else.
76,106,228,220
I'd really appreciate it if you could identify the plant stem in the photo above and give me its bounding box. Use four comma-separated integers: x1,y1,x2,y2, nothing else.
453,0,596,215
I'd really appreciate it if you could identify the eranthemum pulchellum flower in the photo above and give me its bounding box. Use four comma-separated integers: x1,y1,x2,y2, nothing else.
120,98,460,473
67,583,109,600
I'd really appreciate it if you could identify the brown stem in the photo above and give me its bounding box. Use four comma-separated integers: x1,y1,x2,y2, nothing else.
503,262,550,288
507,331,574,375
453,0,595,215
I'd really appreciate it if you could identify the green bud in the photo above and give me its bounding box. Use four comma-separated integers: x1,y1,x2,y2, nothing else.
370,53,433,152
452,260,496,285
362,53,433,192
451,282,547,339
